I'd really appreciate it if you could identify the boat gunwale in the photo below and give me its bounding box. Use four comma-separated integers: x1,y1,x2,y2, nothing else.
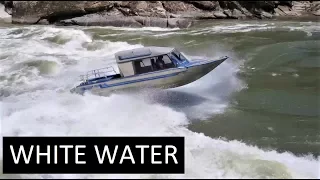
77,67,186,88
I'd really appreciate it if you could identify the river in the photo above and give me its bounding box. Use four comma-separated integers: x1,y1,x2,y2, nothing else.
0,10,319,179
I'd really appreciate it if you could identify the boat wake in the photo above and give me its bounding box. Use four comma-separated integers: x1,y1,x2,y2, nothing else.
0,25,319,179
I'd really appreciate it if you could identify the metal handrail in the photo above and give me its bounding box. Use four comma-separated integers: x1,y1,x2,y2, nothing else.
79,65,118,82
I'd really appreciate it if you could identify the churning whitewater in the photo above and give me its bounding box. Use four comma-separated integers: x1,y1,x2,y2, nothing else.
1,13,319,179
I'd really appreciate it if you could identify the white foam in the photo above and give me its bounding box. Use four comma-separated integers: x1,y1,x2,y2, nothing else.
2,91,319,179
188,23,275,35
0,26,143,97
186,22,320,35
85,26,180,32
153,32,179,37
0,24,319,179
286,25,320,36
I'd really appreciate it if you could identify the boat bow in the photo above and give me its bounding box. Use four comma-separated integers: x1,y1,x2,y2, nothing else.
184,56,229,68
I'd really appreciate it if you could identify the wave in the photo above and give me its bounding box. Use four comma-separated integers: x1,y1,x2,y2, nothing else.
0,26,143,96
149,22,320,37
2,91,319,179
0,24,319,179
84,26,180,32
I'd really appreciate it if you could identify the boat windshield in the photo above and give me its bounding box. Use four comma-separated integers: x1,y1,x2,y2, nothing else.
169,49,188,63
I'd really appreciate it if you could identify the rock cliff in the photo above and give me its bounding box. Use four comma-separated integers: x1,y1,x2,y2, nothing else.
2,1,320,28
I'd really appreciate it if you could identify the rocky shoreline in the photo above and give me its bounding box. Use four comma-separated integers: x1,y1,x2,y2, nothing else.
1,1,319,28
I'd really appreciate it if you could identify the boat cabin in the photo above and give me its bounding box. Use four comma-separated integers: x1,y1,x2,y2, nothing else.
79,46,189,85
115,46,189,77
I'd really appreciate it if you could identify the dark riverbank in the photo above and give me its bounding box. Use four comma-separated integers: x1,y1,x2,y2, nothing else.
1,1,319,28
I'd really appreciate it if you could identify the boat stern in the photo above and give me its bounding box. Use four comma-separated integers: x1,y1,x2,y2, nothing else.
70,85,86,95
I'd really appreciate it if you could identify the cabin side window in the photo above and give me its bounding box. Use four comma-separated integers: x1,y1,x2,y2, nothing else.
154,55,176,70
133,55,176,75
133,58,153,75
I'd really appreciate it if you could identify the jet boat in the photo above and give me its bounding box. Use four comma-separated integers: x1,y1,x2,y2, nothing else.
70,46,228,96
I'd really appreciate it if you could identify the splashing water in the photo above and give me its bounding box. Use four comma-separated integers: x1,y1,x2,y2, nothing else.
0,23,319,179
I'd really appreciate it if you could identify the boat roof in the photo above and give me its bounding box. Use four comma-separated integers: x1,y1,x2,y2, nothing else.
115,46,175,63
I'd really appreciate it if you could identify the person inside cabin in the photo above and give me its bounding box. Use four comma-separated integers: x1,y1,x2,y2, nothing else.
151,58,157,71
156,55,165,70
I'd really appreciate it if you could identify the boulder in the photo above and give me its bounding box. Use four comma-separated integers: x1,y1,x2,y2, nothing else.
114,1,167,18
186,1,219,11
11,1,113,24
274,7,287,16
167,18,192,28
58,13,142,27
223,10,233,18
2,1,12,15
213,11,227,18
58,11,192,28
261,11,273,18
238,1,277,13
162,1,199,14
133,16,167,28
218,1,253,18
231,9,247,19
175,11,216,19
276,5,300,16
308,1,320,16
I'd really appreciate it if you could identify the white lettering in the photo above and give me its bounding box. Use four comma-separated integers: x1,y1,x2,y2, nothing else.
151,145,162,164
165,145,178,164
59,145,73,164
10,145,34,164
54,145,58,164
75,145,86,164
94,145,118,164
119,145,135,164
36,145,50,164
135,145,149,164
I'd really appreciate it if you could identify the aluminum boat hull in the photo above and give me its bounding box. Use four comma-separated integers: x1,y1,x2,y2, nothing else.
71,56,228,96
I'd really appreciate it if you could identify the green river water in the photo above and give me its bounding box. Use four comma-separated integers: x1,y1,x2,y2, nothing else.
0,16,319,178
